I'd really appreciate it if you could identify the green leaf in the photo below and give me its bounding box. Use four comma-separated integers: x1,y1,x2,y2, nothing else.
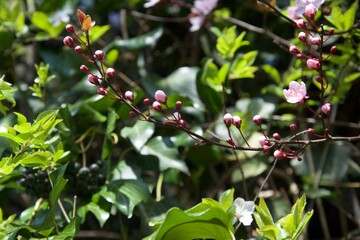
343,0,358,31
219,188,235,211
88,25,111,43
215,27,249,59
0,76,17,115
121,120,155,151
229,51,258,79
254,198,274,228
144,207,234,240
53,217,80,240
140,137,189,174
293,210,313,239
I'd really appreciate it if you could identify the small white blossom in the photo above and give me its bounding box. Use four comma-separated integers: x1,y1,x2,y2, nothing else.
144,0,160,8
233,197,255,226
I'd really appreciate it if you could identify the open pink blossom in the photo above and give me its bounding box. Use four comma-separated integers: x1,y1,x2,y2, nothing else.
283,81,307,104
189,0,218,32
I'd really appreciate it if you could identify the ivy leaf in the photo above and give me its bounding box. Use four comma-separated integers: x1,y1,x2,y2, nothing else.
121,120,154,151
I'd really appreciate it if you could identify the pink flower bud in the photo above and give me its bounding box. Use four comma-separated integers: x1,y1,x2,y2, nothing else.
129,111,137,118
97,87,107,95
232,116,242,129
95,50,104,61
143,98,150,106
65,24,75,33
152,101,162,112
106,68,116,78
310,36,321,45
80,65,89,73
328,28,334,35
63,36,75,48
330,46,336,53
296,19,306,29
154,90,167,104
273,133,281,140
253,115,262,126
258,136,268,146
304,3,317,19
321,103,331,114
124,91,134,102
178,119,186,127
298,32,307,42
88,74,99,85
306,58,320,71
75,46,83,54
290,123,297,133
223,113,233,127
175,101,182,111
307,128,314,133
274,150,286,159
289,45,300,54
263,145,270,153
226,138,235,146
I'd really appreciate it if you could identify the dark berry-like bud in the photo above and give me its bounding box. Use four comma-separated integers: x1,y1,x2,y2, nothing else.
89,163,100,173
78,167,90,179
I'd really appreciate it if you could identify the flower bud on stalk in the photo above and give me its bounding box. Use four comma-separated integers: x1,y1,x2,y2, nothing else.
223,113,233,128
65,24,75,33
95,50,104,61
63,36,75,48
152,101,162,112
306,58,320,71
124,91,135,102
154,90,167,104
106,68,116,78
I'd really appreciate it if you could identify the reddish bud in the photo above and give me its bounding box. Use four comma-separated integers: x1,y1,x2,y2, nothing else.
63,36,75,48
95,50,104,61
175,101,182,111
106,68,116,78
290,123,297,133
75,46,83,54
323,8,331,16
263,145,270,153
232,116,242,129
306,58,320,71
307,128,314,133
80,65,89,73
88,74,99,85
97,87,107,95
296,19,306,29
226,138,235,146
328,28,334,35
289,45,300,54
298,32,307,42
274,150,286,159
65,24,75,33
152,101,162,112
154,90,167,104
273,133,281,140
304,4,317,19
258,136,269,146
178,119,186,127
310,36,321,45
129,111,137,118
143,98,150,106
223,113,233,128
124,91,134,102
315,76,322,83
253,115,262,126
330,46,336,53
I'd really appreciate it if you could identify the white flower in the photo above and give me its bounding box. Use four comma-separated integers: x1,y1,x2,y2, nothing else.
144,0,161,8
233,197,255,226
